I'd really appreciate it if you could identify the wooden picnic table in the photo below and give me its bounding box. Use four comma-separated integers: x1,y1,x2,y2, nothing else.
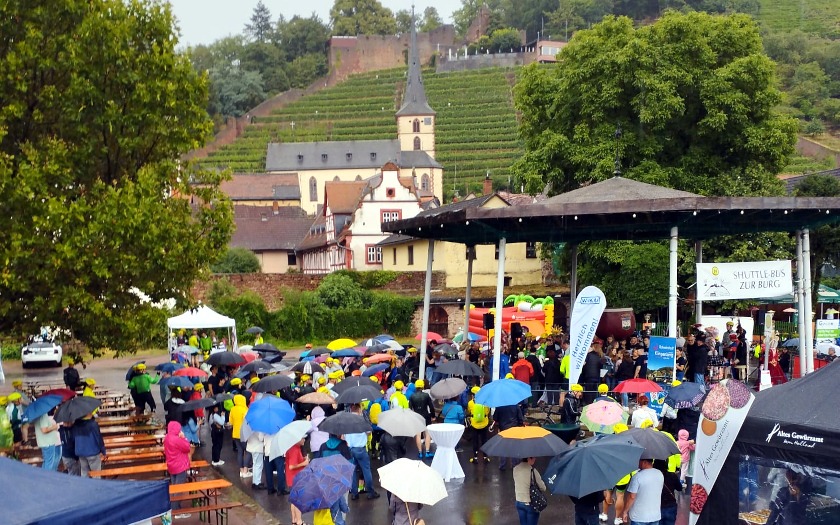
104,433,163,445
104,449,165,463
99,424,162,436
96,415,154,427
90,460,209,479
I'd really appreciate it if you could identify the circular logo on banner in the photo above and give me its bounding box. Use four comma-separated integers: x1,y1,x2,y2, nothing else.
711,266,719,276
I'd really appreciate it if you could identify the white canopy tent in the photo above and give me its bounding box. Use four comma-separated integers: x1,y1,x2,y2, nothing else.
167,305,238,352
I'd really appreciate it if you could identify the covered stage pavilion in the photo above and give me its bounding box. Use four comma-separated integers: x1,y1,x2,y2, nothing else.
383,177,840,381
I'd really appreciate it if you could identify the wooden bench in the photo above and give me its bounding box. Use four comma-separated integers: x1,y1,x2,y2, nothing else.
104,436,162,448
90,460,209,479
104,450,165,463
171,502,242,525
99,424,162,436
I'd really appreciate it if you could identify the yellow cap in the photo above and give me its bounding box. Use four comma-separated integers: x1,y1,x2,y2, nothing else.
85,378,96,386
614,423,629,434
672,380,682,387
328,371,343,380
394,380,404,390
597,384,608,394
8,392,21,401
0,396,6,405
301,375,311,382
505,373,514,379
12,380,22,387
250,377,260,384
362,357,369,363
370,376,379,382
640,419,654,429
570,384,583,392
230,378,242,386
415,380,424,388
318,377,326,385
471,386,480,395
305,343,313,349
317,386,329,394
194,382,204,390
135,363,146,371
407,347,417,353
66,358,74,365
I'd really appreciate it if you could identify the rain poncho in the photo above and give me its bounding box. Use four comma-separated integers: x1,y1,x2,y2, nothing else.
0,408,12,452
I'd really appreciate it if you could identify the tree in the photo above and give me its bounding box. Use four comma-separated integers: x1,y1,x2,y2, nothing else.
420,7,443,32
489,28,522,52
210,248,261,274
514,12,797,196
330,0,397,36
453,0,505,37
286,53,328,88
395,9,414,34
276,14,330,62
244,0,274,43
208,65,267,117
794,175,840,313
317,274,370,309
0,0,233,353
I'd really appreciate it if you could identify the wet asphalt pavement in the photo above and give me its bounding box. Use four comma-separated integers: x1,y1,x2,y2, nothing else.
5,353,692,525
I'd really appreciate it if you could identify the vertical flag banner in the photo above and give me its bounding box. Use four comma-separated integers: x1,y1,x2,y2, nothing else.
689,379,755,524
567,286,607,387
646,336,677,416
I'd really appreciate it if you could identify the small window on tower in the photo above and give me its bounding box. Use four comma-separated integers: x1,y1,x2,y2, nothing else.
412,119,420,133
321,153,328,162
413,137,421,150
424,117,432,125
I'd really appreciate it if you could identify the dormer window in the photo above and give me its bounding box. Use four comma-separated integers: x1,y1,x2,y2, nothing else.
346,152,352,161
297,153,303,162
370,152,377,161
321,153,328,162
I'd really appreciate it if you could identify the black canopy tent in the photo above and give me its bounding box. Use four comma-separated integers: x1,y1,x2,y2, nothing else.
698,360,840,524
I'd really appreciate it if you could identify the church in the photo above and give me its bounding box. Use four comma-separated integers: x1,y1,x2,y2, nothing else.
262,21,443,216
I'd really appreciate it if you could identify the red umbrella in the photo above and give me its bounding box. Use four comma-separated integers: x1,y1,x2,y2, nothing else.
41,388,76,401
614,378,662,394
365,353,396,365
239,351,259,363
415,331,443,341
173,367,208,378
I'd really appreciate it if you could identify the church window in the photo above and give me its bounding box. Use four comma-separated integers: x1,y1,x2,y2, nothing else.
412,119,420,133
413,137,421,150
421,174,430,191
309,177,317,202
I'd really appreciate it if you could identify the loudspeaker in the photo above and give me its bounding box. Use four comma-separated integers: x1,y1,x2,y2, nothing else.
511,322,523,339
483,313,494,329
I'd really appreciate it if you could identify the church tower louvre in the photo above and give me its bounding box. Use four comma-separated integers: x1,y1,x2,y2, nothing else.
396,7,436,159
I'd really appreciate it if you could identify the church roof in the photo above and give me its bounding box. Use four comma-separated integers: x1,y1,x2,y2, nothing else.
265,140,442,171
220,173,301,201
396,12,435,117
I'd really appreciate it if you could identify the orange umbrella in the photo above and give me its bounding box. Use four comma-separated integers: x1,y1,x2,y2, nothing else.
365,353,395,365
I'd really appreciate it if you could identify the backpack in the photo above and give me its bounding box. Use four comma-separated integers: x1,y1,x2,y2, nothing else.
471,403,487,425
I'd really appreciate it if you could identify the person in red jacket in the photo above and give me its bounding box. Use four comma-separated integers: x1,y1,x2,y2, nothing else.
164,421,193,519
511,352,534,384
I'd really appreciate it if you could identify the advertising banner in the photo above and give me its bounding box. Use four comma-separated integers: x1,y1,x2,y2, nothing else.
815,319,839,352
696,261,792,301
567,286,607,387
646,336,677,416
689,379,755,524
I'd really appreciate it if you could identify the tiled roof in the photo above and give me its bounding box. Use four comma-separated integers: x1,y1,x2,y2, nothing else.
230,206,312,251
220,173,301,201
296,215,328,252
784,168,840,194
543,176,699,205
325,181,369,215
266,140,400,171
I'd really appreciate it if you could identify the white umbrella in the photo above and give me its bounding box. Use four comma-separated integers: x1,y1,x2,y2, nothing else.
377,408,426,437
378,458,448,505
269,420,312,461
382,339,404,351
238,344,254,353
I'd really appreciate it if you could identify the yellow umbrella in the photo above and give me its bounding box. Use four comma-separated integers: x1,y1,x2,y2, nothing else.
327,338,357,351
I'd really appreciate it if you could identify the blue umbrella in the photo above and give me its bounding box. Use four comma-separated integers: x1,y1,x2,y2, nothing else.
160,376,194,389
362,363,389,377
289,455,354,513
125,361,145,381
474,378,533,407
664,382,706,409
154,362,183,374
172,352,189,364
376,334,394,341
21,395,64,423
332,349,362,358
245,396,295,434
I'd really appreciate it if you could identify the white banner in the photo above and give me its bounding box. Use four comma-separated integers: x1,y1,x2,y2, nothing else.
696,261,792,301
689,379,754,524
567,286,607,387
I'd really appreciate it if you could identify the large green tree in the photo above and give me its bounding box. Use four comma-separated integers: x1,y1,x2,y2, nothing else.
330,0,397,36
0,0,233,352
514,12,798,313
244,1,274,43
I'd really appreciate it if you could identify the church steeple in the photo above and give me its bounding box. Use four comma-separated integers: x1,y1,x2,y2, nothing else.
396,6,435,117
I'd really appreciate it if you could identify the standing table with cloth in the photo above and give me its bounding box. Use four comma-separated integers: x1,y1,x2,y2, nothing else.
427,423,465,482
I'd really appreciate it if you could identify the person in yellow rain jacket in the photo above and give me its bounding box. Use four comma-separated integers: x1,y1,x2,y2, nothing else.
467,386,491,463
229,394,250,478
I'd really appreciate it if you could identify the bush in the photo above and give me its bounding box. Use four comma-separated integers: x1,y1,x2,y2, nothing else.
334,269,399,289
317,273,371,308
211,248,261,274
2,343,21,360
803,119,826,137
214,291,271,338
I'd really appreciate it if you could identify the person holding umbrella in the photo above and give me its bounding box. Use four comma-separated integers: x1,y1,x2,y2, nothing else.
345,404,381,501
34,406,62,471
71,413,106,477
514,456,546,525
285,436,309,525
409,380,436,459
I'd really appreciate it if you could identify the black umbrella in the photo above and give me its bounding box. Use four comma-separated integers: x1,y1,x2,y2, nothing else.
481,426,570,458
252,375,294,393
240,360,273,374
264,353,287,364
318,412,371,435
254,343,281,353
54,397,101,423
307,347,332,357
180,398,218,411
364,343,390,355
215,393,234,402
335,385,382,405
435,359,483,377
331,377,372,394
291,361,325,375
600,428,680,460
542,437,645,498
205,352,246,367
246,326,265,334
781,338,799,348
430,378,467,400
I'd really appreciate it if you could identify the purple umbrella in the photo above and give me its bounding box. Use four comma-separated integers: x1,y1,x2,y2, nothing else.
289,455,354,513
